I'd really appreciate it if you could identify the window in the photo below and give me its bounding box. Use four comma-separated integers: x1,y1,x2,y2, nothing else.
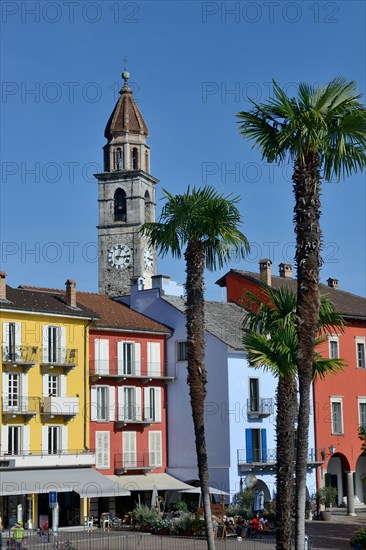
249,378,260,412
331,399,343,434
118,386,141,421
356,339,366,369
96,387,109,421
177,341,188,362
7,373,20,411
359,400,366,429
48,375,60,397
8,426,22,455
144,191,151,222
144,387,162,422
48,426,61,454
42,325,64,364
329,337,339,359
122,432,136,468
114,188,127,222
48,326,59,363
119,342,133,375
2,322,21,361
245,428,267,463
149,431,162,467
96,431,110,469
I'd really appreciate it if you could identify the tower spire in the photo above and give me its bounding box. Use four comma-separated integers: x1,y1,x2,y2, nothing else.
121,58,130,91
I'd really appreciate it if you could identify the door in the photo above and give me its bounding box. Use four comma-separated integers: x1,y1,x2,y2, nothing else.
249,378,260,412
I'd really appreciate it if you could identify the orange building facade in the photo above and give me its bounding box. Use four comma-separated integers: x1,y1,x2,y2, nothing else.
217,261,366,514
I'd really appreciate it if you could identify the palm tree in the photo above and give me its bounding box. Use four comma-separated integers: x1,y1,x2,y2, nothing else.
140,185,250,550
242,287,345,550
237,78,366,549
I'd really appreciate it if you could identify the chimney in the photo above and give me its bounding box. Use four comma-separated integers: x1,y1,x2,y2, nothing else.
279,262,293,279
259,259,272,286
327,277,339,289
0,272,7,301
65,279,77,307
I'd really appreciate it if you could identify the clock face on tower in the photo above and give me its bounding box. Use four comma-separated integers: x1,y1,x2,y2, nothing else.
143,246,154,271
107,243,131,269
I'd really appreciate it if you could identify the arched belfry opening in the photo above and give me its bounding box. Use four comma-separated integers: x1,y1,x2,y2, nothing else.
132,147,139,169
114,188,127,222
115,148,123,171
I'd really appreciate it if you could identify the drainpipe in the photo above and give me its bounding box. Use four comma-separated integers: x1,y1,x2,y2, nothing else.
84,318,94,451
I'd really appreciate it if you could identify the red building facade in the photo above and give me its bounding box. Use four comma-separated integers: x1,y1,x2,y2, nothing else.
217,261,366,514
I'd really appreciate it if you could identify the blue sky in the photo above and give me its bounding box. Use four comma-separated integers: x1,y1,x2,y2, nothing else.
1,0,365,300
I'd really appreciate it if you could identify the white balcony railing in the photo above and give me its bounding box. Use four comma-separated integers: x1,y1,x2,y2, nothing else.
43,396,79,417
0,449,95,469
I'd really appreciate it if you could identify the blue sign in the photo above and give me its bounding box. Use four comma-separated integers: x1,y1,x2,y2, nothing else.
49,491,57,508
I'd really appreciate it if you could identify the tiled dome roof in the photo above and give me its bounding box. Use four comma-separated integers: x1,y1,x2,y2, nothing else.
104,80,148,140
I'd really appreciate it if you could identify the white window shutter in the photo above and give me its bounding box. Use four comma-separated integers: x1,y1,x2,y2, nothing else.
2,323,9,346
155,387,162,422
42,375,49,397
42,426,48,453
148,342,160,376
23,426,30,455
109,386,115,421
117,341,124,375
144,387,151,421
101,339,109,374
21,373,29,412
103,432,110,469
60,375,67,397
2,373,9,401
61,425,68,452
90,387,97,421
96,432,103,468
149,431,162,467
42,325,49,362
14,322,22,348
118,387,125,421
123,432,136,467
134,343,141,376
135,387,142,421
1,426,8,454
59,327,66,363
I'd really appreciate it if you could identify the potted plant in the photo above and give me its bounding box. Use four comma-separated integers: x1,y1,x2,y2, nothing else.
172,512,195,536
151,517,171,535
350,527,366,549
131,504,160,532
316,486,337,520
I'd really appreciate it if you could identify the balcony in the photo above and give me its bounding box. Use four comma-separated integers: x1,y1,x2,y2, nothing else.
1,396,40,420
114,452,155,473
2,345,39,370
90,359,174,383
42,396,79,419
0,449,95,469
41,348,78,372
237,448,324,472
247,398,274,418
115,406,156,428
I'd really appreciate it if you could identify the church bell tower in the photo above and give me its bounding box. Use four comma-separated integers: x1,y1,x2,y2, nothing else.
96,69,158,296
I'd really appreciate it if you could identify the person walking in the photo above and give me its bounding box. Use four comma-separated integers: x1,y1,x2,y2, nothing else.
0,512,3,549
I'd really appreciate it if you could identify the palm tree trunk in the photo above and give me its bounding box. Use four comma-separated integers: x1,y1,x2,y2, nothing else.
293,152,321,550
185,239,215,550
276,374,297,550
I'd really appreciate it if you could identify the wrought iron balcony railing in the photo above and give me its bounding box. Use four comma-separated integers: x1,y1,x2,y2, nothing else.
90,359,172,381
237,447,323,466
247,398,274,417
41,348,78,368
114,452,160,472
1,395,40,416
2,345,39,366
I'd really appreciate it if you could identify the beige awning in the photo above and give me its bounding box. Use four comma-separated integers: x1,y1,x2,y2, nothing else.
0,468,130,498
180,486,230,496
108,473,193,492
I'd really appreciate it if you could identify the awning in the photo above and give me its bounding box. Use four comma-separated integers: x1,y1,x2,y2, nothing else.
108,473,193,492
0,468,130,498
180,486,230,496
